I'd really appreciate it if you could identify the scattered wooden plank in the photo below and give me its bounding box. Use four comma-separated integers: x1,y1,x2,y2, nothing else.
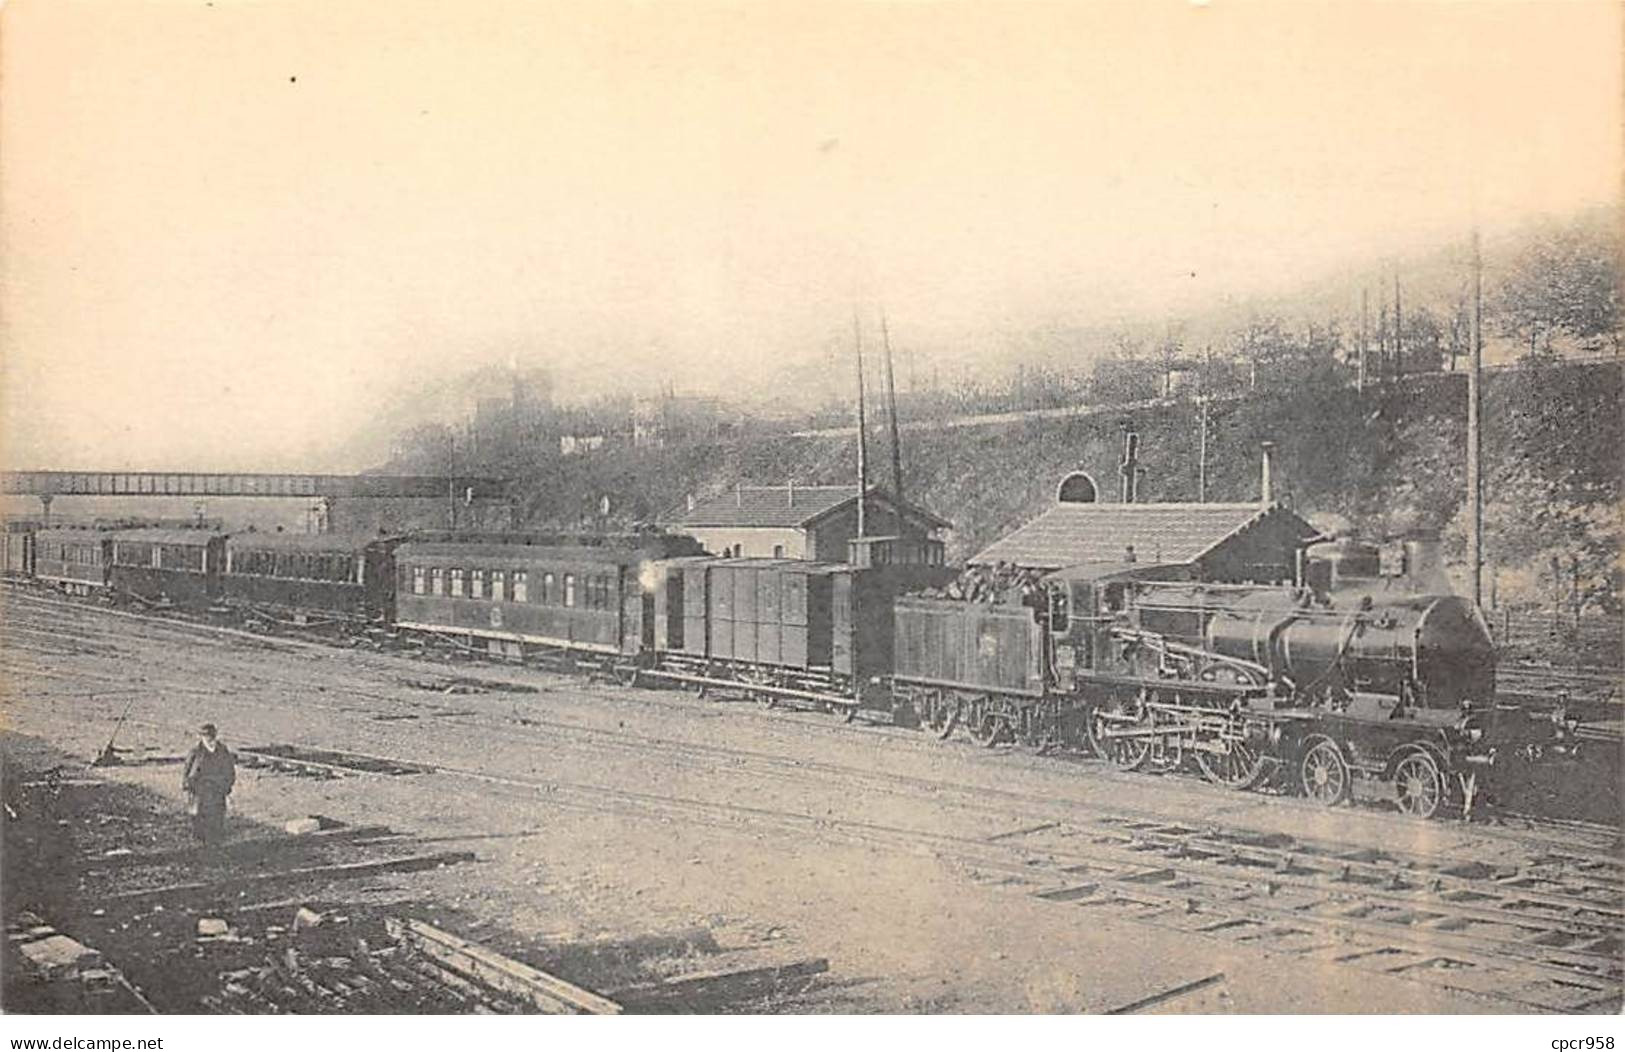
101,851,476,909
83,825,397,872
611,957,829,1011
385,917,621,1015
1105,971,1226,1015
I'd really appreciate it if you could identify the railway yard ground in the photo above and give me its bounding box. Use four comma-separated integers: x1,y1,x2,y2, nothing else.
2,586,1621,1015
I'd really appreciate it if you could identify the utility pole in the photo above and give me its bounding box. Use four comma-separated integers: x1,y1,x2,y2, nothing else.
1197,395,1210,502
1358,288,1369,393
1467,229,1484,612
1393,271,1403,376
853,308,868,539
881,310,905,509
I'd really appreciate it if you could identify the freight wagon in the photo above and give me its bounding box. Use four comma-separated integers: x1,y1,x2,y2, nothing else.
643,555,954,716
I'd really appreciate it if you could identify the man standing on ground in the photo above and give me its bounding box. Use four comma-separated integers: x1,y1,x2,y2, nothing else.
182,722,236,846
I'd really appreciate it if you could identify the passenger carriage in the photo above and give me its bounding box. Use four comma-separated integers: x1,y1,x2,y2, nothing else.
107,528,228,605
223,532,405,625
32,528,113,595
392,532,702,666
3,520,39,577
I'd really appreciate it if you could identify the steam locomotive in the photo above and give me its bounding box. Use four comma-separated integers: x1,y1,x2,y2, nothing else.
891,537,1577,818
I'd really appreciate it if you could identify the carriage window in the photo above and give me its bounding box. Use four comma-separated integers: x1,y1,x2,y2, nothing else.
450,568,465,597
492,570,506,601
541,572,555,604
471,569,485,598
564,574,576,607
412,566,425,594
430,568,443,595
513,570,528,602
1048,587,1069,633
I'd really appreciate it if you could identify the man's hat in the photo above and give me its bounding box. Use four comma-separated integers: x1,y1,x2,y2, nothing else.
199,723,218,736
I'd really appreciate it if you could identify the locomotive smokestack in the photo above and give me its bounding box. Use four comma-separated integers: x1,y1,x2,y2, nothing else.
1260,442,1276,506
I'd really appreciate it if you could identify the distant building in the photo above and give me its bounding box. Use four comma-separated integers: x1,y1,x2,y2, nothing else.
559,434,607,456
971,499,1319,584
661,484,950,563
631,392,735,449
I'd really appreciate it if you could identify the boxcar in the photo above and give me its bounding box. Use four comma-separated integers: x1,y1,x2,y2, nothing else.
644,556,955,714
32,528,113,594
108,528,228,605
393,533,702,663
223,532,405,624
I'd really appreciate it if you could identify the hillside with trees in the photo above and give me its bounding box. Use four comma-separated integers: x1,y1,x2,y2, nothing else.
370,209,1622,657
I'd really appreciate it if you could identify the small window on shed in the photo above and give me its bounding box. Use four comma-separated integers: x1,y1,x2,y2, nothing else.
471,569,485,599
773,545,784,558
541,572,555,604
513,570,528,602
564,573,577,607
492,570,506,601
1048,586,1069,633
1104,582,1126,613
450,568,465,597
412,566,425,595
430,568,443,595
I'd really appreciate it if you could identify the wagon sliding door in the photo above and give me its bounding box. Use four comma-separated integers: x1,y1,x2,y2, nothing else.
806,573,833,667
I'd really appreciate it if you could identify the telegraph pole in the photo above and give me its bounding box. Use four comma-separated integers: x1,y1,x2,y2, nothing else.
1358,288,1369,393
1467,230,1484,612
1393,271,1403,375
853,308,869,539
1196,395,1209,502
881,312,904,503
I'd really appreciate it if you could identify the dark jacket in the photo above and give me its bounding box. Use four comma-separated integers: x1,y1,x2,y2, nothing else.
182,742,236,798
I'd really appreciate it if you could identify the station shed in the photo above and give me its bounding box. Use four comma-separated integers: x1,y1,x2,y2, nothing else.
661,484,950,563
970,501,1320,585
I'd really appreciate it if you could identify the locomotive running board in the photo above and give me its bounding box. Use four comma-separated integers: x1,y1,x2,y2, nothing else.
642,668,858,710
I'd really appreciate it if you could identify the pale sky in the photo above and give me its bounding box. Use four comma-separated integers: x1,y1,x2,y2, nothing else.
2,0,1619,471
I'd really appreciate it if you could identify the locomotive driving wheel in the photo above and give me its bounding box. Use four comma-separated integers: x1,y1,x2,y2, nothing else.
1299,738,1350,806
1089,697,1151,771
1195,739,1269,790
968,709,1008,748
1392,749,1447,820
922,694,959,740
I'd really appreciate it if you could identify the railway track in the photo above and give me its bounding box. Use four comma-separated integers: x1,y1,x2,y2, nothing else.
214,740,1624,1013
6,588,1623,1012
5,587,1619,863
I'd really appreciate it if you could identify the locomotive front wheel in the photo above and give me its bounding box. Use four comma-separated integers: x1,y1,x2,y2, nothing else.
1392,751,1446,820
1195,741,1269,790
1300,739,1350,806
1090,704,1151,772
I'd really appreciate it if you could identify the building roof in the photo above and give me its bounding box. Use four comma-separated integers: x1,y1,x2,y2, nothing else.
971,502,1318,570
662,485,950,531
